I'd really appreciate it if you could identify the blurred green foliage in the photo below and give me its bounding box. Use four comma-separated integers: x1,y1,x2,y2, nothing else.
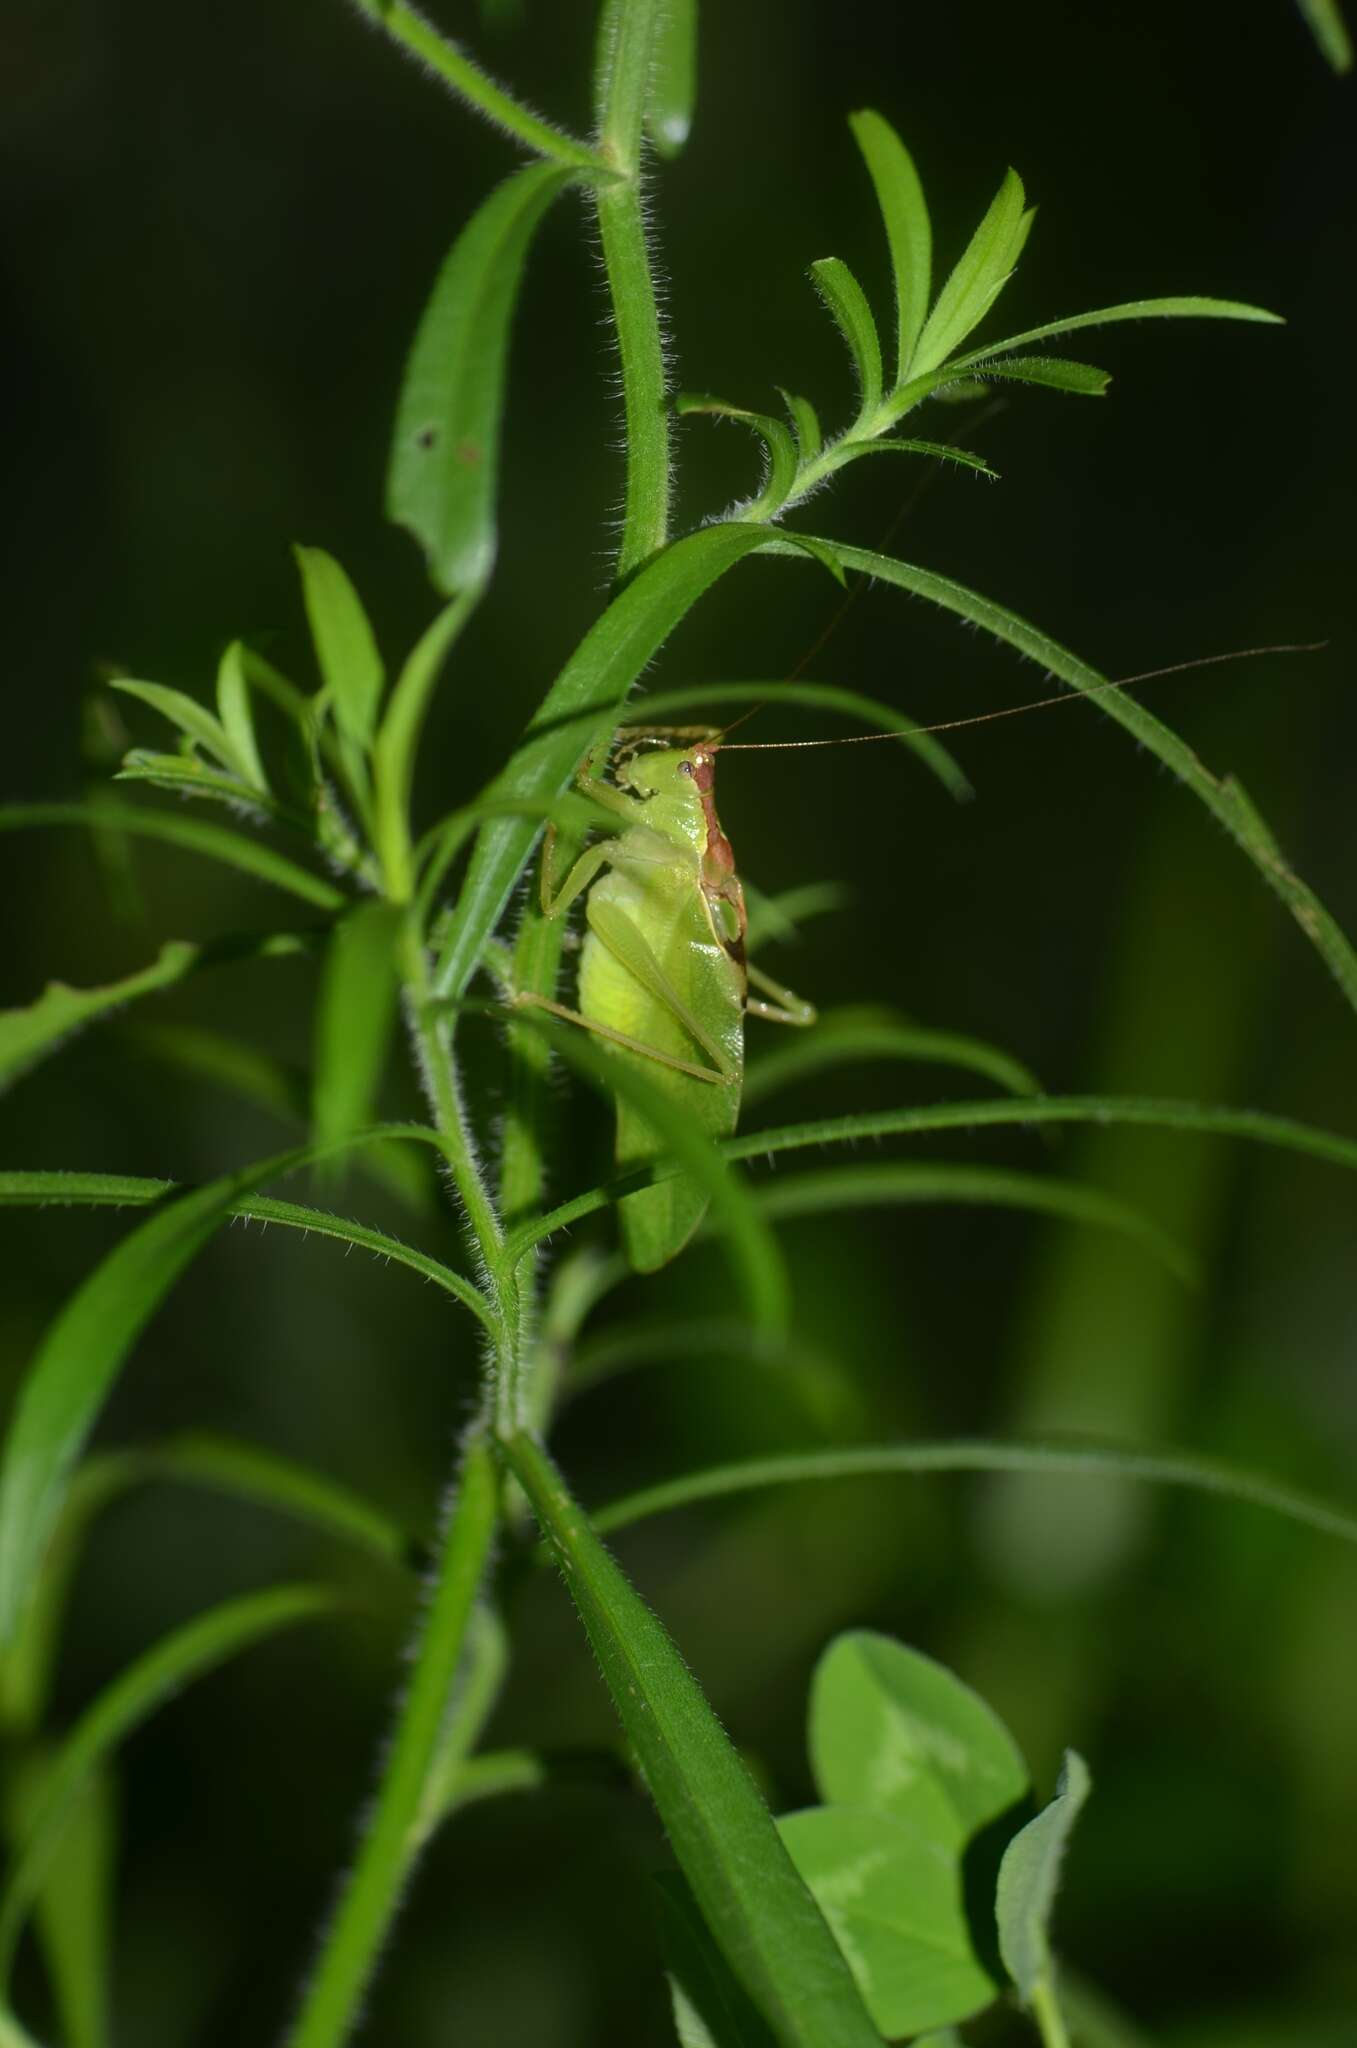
2,1,1355,2041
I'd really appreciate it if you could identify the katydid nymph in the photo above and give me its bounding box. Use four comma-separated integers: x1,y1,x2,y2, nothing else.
513,725,814,1272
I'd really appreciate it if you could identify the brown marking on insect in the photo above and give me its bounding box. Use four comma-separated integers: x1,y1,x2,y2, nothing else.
456,438,484,466
689,746,748,962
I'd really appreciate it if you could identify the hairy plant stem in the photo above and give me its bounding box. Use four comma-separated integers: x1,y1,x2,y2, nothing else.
357,0,608,171
285,1436,499,2048
1031,1979,1073,2048
593,0,670,575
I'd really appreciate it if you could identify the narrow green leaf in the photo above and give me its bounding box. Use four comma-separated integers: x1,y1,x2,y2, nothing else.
0,1163,495,1333
373,593,478,901
0,942,200,1095
145,1433,410,1566
505,1435,882,2048
1298,0,1353,68
809,257,883,417
777,1805,997,2036
0,803,345,912
954,294,1282,369
676,396,799,520
312,901,403,1162
432,523,772,1000
632,676,971,801
657,1873,781,2048
294,547,385,751
109,680,241,778
742,1006,1037,1106
0,1585,336,1980
647,0,697,156
969,354,1110,396
996,1749,1092,2001
810,1631,1028,1844
4,1760,114,2048
388,162,576,594
114,751,278,819
215,641,268,792
791,538,1357,1021
590,1436,1357,1552
752,1161,1195,1283
848,109,932,382
832,434,1001,474
743,881,850,950
912,167,1027,377
777,389,822,464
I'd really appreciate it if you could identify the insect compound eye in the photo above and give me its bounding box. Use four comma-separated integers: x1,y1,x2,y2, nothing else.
678,759,695,778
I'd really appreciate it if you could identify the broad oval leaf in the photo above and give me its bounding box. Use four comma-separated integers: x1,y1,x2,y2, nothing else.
777,1805,998,2036
388,161,576,593
294,546,385,752
809,1631,1028,1847
506,1436,882,2048
848,109,932,383
996,1748,1092,2001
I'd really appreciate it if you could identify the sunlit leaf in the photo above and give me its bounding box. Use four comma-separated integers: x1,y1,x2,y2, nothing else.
848,109,931,382
996,1749,1091,2002
505,1436,882,2047
912,167,1027,377
777,1805,997,2036
809,256,883,417
388,161,576,593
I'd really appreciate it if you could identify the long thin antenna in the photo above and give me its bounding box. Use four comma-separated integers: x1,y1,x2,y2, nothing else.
716,642,1328,752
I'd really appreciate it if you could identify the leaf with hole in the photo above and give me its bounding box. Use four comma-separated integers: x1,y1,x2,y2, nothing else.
388,161,576,593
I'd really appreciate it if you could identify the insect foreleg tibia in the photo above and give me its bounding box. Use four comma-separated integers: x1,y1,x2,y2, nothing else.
745,961,817,1028
539,833,615,919
510,992,725,1084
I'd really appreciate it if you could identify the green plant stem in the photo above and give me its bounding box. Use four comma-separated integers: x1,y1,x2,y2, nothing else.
592,0,670,574
357,1,608,171
1032,1977,1073,2048
286,1435,499,2048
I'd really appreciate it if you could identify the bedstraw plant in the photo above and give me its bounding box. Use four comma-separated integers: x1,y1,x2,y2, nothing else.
2,3,1355,2044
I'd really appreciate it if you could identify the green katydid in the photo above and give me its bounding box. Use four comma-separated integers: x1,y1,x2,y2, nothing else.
512,725,813,1272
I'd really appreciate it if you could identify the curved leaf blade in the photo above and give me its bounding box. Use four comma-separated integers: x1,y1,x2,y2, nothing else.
809,257,883,418
0,942,200,1096
676,396,799,520
0,803,345,912
1298,0,1353,68
505,1435,882,2048
388,161,576,593
848,108,932,382
969,354,1110,396
590,1436,1357,1551
312,901,402,1162
0,1585,335,1980
955,294,1282,370
741,1007,1037,1106
216,641,269,793
996,1748,1091,2004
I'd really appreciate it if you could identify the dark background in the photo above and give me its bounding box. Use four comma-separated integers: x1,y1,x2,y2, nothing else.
3,1,1355,2041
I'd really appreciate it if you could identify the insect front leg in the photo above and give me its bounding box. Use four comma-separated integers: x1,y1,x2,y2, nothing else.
745,960,817,1028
